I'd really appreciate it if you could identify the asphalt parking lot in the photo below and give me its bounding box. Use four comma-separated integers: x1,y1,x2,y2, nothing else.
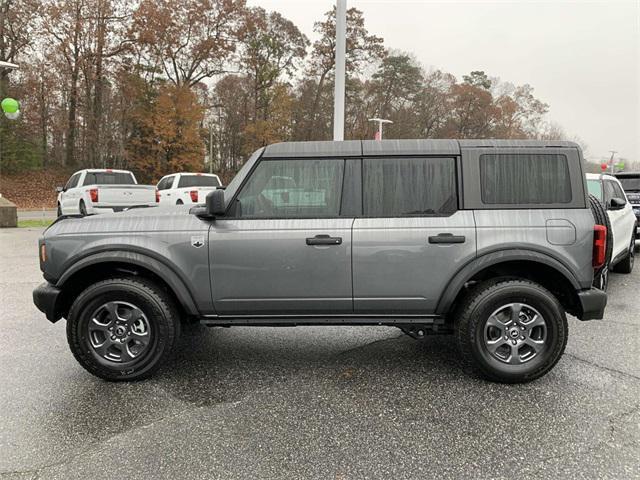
1,227,638,480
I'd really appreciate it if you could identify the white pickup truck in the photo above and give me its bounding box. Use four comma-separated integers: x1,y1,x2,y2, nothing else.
156,173,222,205
56,169,156,216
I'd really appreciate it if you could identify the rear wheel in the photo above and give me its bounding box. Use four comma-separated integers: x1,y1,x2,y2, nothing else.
176,199,184,205
57,203,62,217
455,279,568,383
588,194,612,291
67,277,181,381
79,200,87,216
612,232,635,274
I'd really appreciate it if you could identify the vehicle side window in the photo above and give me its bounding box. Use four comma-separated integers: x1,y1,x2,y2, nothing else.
611,182,626,202
234,159,344,218
480,154,571,204
65,173,81,190
587,179,602,201
603,181,616,203
158,176,174,190
362,157,457,217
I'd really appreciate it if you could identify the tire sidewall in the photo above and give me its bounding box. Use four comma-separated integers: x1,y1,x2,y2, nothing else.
68,281,173,380
466,284,567,382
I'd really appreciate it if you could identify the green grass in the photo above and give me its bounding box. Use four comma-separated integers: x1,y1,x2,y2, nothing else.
17,219,54,228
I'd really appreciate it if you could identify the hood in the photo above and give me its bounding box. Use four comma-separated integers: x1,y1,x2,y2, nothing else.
44,205,209,237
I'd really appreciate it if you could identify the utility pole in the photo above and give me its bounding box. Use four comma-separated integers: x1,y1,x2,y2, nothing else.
0,61,20,170
333,0,346,141
609,150,617,174
368,118,393,140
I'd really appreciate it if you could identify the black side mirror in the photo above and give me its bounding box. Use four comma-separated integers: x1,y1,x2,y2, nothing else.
609,197,626,210
56,186,64,193
206,189,226,216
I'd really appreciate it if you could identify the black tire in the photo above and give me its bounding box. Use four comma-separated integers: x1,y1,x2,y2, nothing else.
79,200,87,217
588,193,612,291
612,232,635,274
67,277,181,381
455,279,568,384
176,200,184,205
57,203,62,217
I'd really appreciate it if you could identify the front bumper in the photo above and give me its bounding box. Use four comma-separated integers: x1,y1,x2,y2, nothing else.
576,287,607,321
33,282,63,323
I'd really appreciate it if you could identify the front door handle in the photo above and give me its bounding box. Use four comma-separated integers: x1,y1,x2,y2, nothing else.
428,233,466,244
306,234,342,246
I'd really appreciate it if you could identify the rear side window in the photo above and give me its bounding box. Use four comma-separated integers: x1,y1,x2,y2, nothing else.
177,175,221,188
157,176,174,190
618,177,640,191
84,171,135,186
363,157,457,216
480,154,571,205
65,173,81,190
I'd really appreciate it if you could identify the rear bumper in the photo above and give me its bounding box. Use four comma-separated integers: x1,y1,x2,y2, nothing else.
576,288,607,321
33,282,63,323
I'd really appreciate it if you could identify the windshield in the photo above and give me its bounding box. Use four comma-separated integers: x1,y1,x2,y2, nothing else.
84,171,135,186
178,175,221,188
618,177,640,191
222,148,265,205
587,179,602,200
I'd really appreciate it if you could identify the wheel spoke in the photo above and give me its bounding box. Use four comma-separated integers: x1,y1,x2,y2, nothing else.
119,342,133,362
507,344,521,364
485,315,504,330
92,338,114,358
510,303,522,323
126,306,145,325
90,317,111,332
526,314,545,330
486,337,508,354
524,337,545,352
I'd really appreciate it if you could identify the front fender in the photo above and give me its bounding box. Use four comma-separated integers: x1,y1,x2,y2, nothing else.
56,249,200,316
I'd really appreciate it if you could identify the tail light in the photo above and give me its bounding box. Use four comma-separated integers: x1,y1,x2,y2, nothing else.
40,243,47,263
155,189,160,203
89,188,98,203
593,225,607,268
190,190,198,203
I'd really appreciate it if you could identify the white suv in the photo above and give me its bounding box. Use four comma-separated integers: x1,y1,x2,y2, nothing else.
586,173,637,274
156,173,222,205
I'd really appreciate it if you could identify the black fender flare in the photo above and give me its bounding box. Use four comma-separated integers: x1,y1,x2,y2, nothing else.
435,249,582,315
56,250,200,316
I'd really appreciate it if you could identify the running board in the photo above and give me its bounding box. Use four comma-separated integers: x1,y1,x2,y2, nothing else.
199,314,447,328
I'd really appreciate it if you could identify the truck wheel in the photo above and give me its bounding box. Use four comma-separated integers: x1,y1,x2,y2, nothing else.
79,200,87,216
66,277,181,381
57,203,62,217
612,233,635,274
455,279,568,384
176,200,184,205
588,194,612,291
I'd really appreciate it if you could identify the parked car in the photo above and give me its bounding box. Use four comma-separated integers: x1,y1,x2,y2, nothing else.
56,169,156,216
156,173,222,205
35,140,608,384
586,173,637,277
614,172,640,243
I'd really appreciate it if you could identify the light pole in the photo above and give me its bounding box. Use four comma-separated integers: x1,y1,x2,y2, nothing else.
608,150,617,174
333,0,346,141
368,118,393,140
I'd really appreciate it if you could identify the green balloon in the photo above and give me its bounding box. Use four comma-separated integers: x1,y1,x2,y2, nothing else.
1,97,20,114
616,162,625,170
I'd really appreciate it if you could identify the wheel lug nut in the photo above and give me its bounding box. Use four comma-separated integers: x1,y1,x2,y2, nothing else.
111,335,115,340
511,340,517,345
520,335,525,340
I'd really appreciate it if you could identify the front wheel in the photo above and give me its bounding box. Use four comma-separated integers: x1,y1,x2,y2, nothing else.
612,233,635,274
79,200,87,216
455,279,568,383
67,277,181,381
57,203,62,217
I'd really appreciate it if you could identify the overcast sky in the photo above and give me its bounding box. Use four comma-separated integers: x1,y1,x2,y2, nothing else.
247,0,639,162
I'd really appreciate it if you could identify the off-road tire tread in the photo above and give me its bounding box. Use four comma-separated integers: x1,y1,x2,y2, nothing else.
67,277,180,381
455,278,568,384
588,193,612,289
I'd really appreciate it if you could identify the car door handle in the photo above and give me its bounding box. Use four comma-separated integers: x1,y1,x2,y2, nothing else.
306,234,342,246
428,233,466,244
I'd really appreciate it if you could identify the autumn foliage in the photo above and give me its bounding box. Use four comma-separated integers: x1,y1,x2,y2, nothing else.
0,0,577,185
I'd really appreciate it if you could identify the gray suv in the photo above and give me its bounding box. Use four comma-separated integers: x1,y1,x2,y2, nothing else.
33,139,608,383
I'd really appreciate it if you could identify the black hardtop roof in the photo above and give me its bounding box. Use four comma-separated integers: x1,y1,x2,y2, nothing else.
262,139,580,158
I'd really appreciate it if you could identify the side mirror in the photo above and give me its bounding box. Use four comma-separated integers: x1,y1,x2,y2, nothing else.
206,189,226,217
56,186,64,193
609,197,626,210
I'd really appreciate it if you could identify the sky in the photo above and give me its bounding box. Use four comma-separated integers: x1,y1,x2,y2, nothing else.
247,0,639,162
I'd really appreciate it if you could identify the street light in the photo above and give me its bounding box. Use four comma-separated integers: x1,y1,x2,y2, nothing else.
333,0,346,141
368,118,393,140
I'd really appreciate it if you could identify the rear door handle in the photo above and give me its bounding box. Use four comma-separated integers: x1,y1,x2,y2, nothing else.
428,233,466,244
306,234,342,246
